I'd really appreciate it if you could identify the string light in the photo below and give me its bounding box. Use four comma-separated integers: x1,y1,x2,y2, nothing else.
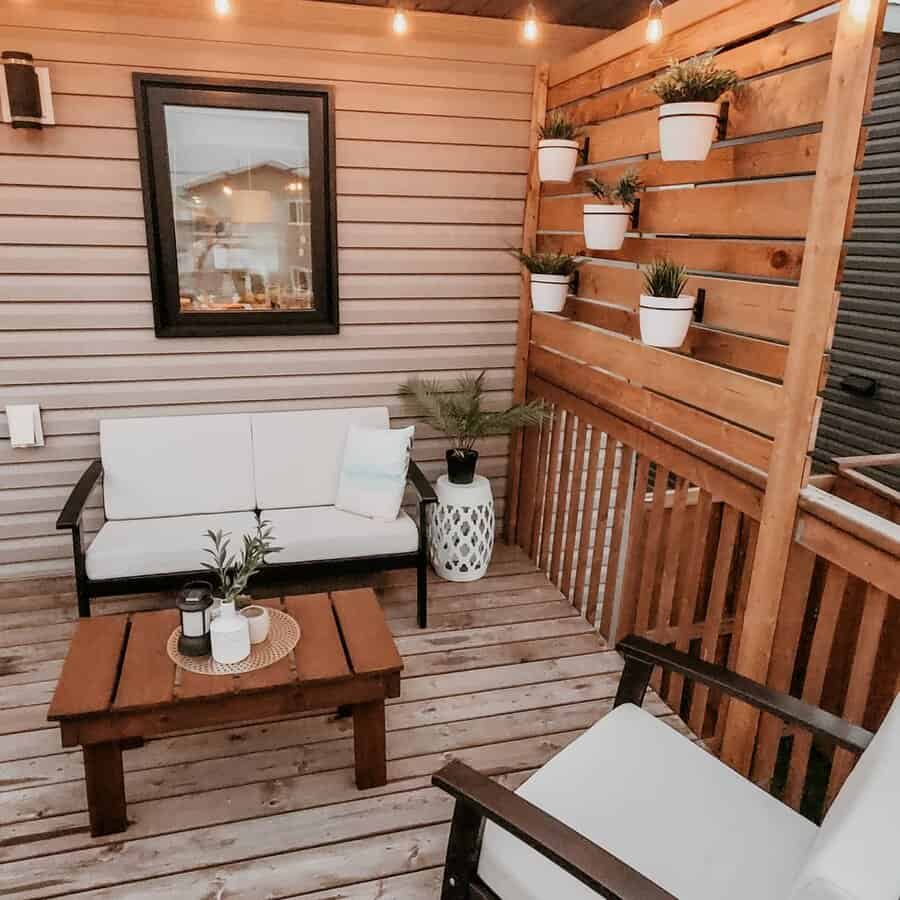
214,0,231,15
523,3,538,41
392,5,409,35
848,0,869,23
646,0,663,44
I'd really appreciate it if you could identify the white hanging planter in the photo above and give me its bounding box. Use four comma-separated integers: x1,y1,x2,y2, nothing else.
583,203,631,250
530,274,570,312
658,101,721,161
537,139,580,183
639,294,695,348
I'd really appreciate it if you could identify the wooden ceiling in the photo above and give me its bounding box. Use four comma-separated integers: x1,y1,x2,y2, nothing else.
321,0,648,30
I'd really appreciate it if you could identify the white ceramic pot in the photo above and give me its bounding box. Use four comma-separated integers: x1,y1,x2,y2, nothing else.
583,203,631,250
538,138,579,183
639,294,695,348
241,604,271,644
658,101,721,161
530,274,569,312
210,598,251,664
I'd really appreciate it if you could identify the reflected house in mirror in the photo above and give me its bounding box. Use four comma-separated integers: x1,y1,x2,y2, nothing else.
133,75,338,337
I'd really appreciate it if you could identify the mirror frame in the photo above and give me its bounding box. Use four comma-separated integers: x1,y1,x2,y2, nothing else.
133,73,339,338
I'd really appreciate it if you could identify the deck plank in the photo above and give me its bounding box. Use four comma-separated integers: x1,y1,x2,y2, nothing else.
0,544,690,899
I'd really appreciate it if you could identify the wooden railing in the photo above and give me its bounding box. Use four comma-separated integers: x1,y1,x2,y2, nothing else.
517,375,898,820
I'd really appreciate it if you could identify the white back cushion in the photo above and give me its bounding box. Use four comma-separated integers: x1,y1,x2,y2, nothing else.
100,414,255,519
790,694,900,900
251,407,390,509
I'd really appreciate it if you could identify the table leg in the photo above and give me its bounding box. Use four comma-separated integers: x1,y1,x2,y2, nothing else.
352,699,387,789
83,741,128,836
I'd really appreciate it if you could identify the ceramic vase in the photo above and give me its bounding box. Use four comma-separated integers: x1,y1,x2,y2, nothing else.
210,597,251,664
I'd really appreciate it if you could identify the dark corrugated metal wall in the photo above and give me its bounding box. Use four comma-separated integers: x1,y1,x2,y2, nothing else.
813,36,900,491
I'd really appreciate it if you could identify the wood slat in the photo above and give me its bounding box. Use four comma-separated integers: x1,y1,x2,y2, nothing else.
635,466,671,634
549,411,578,587
598,445,635,641
112,610,178,710
46,614,127,718
332,589,403,677
527,407,554,559
615,454,652,641
538,409,565,571
285,594,351,683
560,418,588,601
576,427,602,620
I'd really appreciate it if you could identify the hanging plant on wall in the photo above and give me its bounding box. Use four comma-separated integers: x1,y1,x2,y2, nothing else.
537,112,580,184
582,169,643,251
639,258,695,348
650,55,740,161
513,248,579,313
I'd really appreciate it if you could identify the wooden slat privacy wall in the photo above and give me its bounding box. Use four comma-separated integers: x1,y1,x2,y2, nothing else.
0,2,600,579
508,0,896,786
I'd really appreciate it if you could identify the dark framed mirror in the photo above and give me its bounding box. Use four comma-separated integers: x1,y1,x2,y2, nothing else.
133,73,339,337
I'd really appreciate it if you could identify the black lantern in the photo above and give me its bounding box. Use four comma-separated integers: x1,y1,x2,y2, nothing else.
177,580,214,656
2,51,42,129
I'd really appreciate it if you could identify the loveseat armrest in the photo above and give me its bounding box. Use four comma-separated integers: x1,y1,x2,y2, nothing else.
57,460,103,530
408,460,437,504
433,759,675,900
615,635,873,754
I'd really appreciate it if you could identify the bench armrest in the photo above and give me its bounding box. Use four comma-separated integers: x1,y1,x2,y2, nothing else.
408,460,437,504
57,460,103,530
616,635,873,754
433,760,675,900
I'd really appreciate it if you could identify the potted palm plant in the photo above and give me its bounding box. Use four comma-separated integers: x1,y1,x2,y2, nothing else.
639,258,694,348
399,371,548,484
513,248,579,313
650,55,740,161
583,170,643,250
538,112,580,183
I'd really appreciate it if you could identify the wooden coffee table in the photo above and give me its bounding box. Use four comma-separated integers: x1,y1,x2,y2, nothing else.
47,589,402,836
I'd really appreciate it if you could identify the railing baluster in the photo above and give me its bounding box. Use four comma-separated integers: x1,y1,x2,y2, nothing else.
561,418,588,601
538,406,564,570
527,400,555,559
550,410,577,587
635,466,672,636
615,454,652,642
575,426,602,620
591,439,624,635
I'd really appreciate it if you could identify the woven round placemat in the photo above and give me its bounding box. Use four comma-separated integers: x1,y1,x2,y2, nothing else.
166,608,301,676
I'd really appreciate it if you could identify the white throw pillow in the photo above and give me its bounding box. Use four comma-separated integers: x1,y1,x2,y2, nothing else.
335,424,414,521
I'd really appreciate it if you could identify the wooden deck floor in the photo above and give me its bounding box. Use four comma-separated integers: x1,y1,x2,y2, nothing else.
0,544,689,899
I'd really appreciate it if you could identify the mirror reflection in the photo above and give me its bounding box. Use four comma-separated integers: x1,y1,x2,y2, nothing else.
166,105,315,314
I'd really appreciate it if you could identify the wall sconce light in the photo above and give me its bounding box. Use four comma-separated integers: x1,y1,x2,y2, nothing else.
1,51,54,129
646,0,664,44
392,5,409,35
523,3,539,41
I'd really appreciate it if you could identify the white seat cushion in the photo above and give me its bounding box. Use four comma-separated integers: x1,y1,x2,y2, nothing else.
478,703,817,900
100,414,255,519
86,512,260,580
790,694,900,900
251,408,390,510
261,506,418,564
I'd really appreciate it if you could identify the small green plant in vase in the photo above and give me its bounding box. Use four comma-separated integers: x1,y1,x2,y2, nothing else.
537,111,580,183
583,169,644,251
399,370,549,484
639,258,694,348
514,248,579,313
202,520,281,612
650,55,740,161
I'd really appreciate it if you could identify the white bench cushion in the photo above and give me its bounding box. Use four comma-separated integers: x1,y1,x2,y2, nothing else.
790,694,900,900
478,703,817,900
86,512,260,580
251,408,390,510
101,414,255,520
261,506,418,564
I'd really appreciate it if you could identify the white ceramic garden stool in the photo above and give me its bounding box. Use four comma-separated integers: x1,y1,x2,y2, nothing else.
429,475,495,582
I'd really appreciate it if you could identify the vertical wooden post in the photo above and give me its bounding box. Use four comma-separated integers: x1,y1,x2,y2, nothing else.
721,0,887,774
505,62,549,546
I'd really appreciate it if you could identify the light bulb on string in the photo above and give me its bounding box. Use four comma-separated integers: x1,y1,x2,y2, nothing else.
214,0,231,15
646,0,664,44
523,3,538,41
392,5,409,35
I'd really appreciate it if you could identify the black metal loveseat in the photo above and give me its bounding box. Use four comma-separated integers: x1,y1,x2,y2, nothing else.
57,409,437,625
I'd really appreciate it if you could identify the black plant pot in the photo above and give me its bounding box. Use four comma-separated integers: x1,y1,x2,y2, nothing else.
446,449,479,485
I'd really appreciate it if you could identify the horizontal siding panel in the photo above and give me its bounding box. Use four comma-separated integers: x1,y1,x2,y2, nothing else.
339,274,519,298
338,196,524,224
339,249,519,275
0,217,147,246
338,223,521,249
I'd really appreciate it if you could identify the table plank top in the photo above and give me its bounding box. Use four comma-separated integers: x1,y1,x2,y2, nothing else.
48,589,401,720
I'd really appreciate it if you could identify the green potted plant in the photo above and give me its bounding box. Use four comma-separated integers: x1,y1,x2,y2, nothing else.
399,371,548,484
650,55,740,161
583,169,643,250
538,111,579,183
640,258,694,347
513,248,579,313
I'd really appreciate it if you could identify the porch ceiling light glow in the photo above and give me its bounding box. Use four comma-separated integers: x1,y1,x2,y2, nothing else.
392,5,409,35
214,0,231,14
523,3,539,41
646,0,664,43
